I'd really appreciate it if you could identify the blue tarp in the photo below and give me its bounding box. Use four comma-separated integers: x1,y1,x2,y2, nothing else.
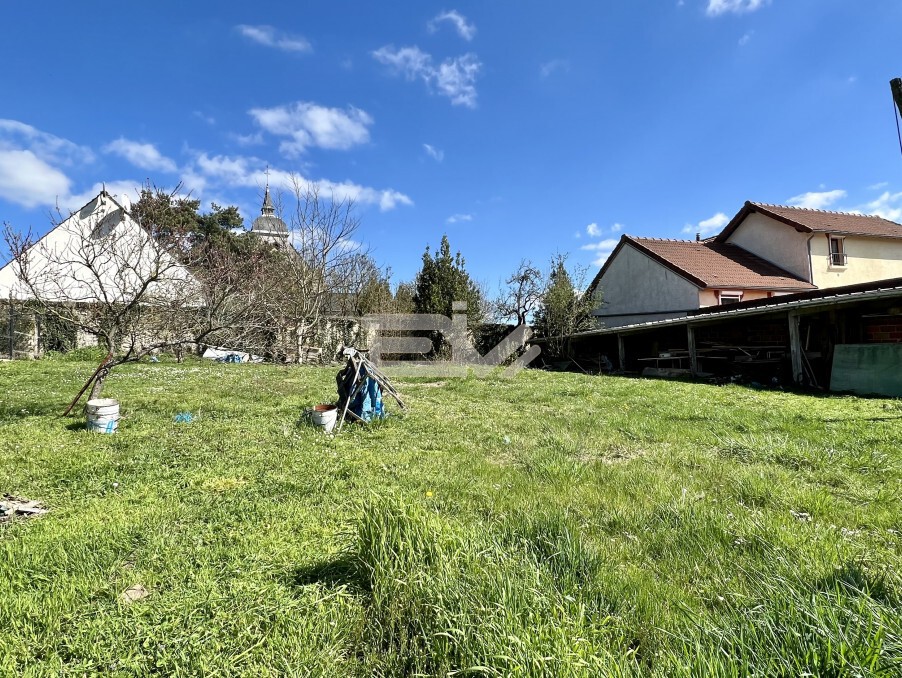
349,368,385,422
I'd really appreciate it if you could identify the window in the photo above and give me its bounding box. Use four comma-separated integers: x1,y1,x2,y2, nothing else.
829,236,847,266
719,292,742,305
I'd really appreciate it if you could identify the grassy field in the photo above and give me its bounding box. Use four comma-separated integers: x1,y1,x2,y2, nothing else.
0,354,900,676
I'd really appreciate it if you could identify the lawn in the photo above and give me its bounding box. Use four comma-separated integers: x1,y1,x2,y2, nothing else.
1,354,900,676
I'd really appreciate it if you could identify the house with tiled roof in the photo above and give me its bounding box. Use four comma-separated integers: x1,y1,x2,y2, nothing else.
716,202,902,288
588,201,902,328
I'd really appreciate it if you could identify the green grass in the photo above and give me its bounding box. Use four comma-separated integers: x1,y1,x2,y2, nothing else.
1,356,900,676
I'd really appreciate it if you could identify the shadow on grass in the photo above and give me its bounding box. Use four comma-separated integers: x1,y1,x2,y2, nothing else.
290,553,366,593
0,402,67,420
817,560,897,605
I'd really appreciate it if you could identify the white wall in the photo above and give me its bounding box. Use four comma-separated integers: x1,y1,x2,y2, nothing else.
593,244,700,328
725,213,812,282
809,234,902,287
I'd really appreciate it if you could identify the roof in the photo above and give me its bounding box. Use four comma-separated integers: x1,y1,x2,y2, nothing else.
558,276,902,341
250,185,288,237
717,201,902,241
0,190,199,303
588,235,815,294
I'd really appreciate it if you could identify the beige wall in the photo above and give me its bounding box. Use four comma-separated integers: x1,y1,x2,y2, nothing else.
725,213,812,282
593,244,700,327
809,234,902,288
698,288,772,307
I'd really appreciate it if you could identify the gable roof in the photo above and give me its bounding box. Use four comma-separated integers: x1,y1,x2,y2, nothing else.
0,190,200,303
588,234,816,295
716,201,902,241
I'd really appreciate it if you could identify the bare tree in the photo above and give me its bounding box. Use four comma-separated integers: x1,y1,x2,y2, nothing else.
262,178,370,359
1,191,263,396
495,259,543,325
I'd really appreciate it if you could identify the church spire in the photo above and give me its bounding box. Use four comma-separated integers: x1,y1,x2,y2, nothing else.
250,165,289,244
261,165,275,216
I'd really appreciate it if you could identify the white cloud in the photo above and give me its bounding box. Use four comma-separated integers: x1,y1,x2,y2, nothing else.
580,238,620,266
0,150,72,209
586,223,600,237
863,191,902,222
372,45,481,108
103,138,178,173
446,213,473,224
186,152,413,212
248,102,373,156
230,131,265,147
235,25,312,53
0,119,95,166
738,31,753,46
428,10,476,41
540,59,570,78
868,181,889,191
423,143,444,162
682,212,730,237
787,189,847,210
611,223,623,232
706,0,770,16
0,119,115,211
192,111,216,125
581,238,619,252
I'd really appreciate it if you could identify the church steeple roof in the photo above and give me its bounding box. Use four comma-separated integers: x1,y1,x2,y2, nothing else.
250,171,289,243
261,184,275,215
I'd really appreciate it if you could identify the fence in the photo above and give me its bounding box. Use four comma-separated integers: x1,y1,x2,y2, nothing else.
1,300,38,360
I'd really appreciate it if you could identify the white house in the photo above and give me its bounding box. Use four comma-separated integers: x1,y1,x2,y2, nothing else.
0,190,199,304
0,190,202,356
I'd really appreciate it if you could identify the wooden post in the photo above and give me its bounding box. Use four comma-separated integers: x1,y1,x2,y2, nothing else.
7,298,14,360
788,311,803,386
687,324,698,375
617,334,626,371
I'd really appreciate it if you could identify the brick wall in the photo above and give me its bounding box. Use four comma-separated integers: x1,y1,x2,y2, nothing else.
864,316,902,343
698,320,789,346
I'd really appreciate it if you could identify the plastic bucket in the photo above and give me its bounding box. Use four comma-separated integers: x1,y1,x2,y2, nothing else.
310,404,337,433
86,398,120,434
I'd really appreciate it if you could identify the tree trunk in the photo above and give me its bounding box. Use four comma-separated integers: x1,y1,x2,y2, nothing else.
88,367,110,400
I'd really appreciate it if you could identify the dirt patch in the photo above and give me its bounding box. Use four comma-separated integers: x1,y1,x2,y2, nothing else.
407,381,447,388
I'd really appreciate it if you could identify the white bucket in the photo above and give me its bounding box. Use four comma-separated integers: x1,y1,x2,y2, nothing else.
310,404,337,433
86,398,120,434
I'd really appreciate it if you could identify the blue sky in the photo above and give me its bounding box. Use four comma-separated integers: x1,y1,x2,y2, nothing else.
2,1,901,288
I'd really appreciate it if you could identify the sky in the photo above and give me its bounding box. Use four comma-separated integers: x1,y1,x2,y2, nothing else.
2,0,901,290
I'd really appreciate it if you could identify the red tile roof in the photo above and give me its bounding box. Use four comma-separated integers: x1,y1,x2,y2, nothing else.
588,235,816,294
717,202,902,241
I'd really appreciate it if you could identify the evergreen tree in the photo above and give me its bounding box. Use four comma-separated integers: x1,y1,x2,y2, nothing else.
534,254,598,357
413,235,482,327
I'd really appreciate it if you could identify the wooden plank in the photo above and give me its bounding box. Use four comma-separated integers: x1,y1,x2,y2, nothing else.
617,334,626,371
788,311,803,385
687,325,698,375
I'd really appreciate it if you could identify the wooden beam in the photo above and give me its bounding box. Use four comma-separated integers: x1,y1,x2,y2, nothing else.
617,334,626,371
788,311,803,385
687,324,699,375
